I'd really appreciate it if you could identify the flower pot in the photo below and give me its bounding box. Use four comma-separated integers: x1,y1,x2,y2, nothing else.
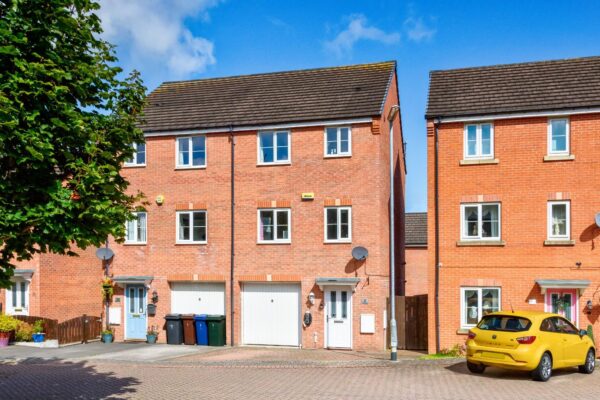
0,331,10,347
102,333,113,344
32,333,45,343
146,334,157,344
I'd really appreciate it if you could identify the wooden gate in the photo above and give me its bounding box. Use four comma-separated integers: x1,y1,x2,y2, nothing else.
13,314,101,345
58,315,103,345
388,295,428,351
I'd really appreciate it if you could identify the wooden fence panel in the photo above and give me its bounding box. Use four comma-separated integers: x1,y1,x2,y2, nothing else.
387,295,428,351
13,315,58,340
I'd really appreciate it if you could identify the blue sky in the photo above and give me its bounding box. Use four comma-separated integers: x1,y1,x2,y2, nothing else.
99,0,600,212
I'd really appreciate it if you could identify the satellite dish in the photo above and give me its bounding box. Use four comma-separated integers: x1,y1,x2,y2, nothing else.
595,213,600,228
351,246,368,261
95,247,114,261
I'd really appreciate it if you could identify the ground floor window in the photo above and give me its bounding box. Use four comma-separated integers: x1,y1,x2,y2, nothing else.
460,287,501,328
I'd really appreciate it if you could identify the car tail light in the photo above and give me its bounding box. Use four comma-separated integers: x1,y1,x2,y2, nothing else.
516,336,536,344
468,331,476,339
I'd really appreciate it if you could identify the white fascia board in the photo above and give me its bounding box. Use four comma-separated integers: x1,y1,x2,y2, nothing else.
143,117,373,137
437,107,600,124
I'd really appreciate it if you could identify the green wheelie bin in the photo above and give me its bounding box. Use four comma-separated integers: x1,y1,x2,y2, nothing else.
206,315,226,346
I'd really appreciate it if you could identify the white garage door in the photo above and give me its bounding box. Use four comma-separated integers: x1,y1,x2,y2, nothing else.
242,283,300,346
170,282,225,315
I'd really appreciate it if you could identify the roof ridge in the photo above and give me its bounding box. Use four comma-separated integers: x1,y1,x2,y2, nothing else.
430,55,600,74
156,61,397,88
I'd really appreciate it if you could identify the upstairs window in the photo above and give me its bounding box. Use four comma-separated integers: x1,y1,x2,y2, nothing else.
125,143,146,166
177,211,207,244
258,131,290,164
177,136,206,168
125,212,147,244
548,118,569,155
325,207,352,242
464,123,493,159
547,201,570,240
258,209,291,243
461,203,501,240
325,127,351,157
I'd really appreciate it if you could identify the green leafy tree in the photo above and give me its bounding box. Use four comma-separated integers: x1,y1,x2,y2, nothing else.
0,0,146,287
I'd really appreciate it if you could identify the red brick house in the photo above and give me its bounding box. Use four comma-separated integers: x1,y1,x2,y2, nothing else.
2,61,406,351
405,212,427,296
426,56,600,353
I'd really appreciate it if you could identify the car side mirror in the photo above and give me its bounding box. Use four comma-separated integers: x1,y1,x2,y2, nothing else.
579,329,588,337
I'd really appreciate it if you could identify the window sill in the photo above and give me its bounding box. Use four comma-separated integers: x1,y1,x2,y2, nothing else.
324,154,352,159
256,162,291,167
456,328,470,335
459,158,499,166
257,241,291,245
175,242,207,245
544,239,575,246
324,240,352,244
123,242,147,246
123,164,146,168
543,154,575,162
456,240,505,247
175,166,206,170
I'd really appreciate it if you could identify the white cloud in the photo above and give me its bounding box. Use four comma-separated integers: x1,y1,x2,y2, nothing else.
404,17,436,42
324,14,400,57
98,0,219,85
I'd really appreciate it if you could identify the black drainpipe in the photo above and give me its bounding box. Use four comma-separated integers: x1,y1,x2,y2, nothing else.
229,124,235,346
434,118,441,354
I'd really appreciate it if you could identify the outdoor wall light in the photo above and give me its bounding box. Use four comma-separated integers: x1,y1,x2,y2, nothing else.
308,292,315,305
155,194,165,205
586,300,593,312
151,290,159,303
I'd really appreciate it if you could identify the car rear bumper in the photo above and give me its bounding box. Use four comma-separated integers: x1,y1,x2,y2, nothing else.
466,340,539,371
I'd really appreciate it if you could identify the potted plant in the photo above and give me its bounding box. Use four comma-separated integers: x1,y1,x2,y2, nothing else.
146,326,158,344
101,328,114,344
31,320,45,343
0,315,18,347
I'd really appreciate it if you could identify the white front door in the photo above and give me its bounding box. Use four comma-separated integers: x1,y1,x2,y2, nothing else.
242,283,300,346
326,287,352,349
5,280,29,315
170,282,225,315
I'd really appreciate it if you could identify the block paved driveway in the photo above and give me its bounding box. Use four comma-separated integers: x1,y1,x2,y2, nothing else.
0,346,598,399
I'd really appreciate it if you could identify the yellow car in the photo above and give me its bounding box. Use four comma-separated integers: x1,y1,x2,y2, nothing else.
466,311,595,381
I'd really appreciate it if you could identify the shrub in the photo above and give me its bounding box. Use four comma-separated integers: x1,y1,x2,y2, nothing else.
32,320,44,334
587,324,595,344
0,314,18,333
14,321,33,342
440,344,466,357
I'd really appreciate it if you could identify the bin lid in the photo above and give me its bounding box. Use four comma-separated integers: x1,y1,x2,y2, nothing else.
181,314,194,320
194,314,208,320
165,313,181,320
205,315,225,321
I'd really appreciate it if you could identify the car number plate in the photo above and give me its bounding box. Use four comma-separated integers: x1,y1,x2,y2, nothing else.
482,352,505,359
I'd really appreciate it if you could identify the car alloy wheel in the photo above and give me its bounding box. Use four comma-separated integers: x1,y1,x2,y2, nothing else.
532,353,552,382
541,356,551,379
579,349,595,374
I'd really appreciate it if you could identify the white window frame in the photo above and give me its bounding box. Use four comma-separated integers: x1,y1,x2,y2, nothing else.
176,136,207,169
463,123,494,159
176,210,208,244
124,212,147,244
257,208,291,244
257,131,291,165
460,203,501,241
547,118,570,155
460,287,502,329
124,142,146,167
547,201,570,240
324,127,352,157
324,207,352,243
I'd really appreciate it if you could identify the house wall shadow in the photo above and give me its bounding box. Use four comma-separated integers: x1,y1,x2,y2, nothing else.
579,224,600,250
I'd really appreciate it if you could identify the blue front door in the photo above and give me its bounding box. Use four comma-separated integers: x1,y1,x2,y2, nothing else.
126,285,147,339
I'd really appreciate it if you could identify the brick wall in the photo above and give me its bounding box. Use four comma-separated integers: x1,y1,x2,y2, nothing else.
427,113,600,352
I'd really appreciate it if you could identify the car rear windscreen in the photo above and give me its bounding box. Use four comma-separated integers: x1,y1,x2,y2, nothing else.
477,315,531,332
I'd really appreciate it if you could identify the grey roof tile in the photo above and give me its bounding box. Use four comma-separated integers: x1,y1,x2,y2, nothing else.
405,212,427,246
